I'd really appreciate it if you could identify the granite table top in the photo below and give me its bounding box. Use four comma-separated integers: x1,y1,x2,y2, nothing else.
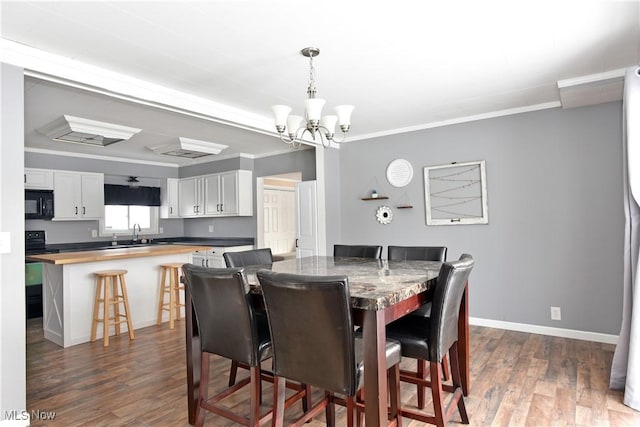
243,256,442,311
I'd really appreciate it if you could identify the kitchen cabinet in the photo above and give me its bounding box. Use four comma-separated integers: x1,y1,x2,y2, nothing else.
191,245,254,268
179,170,252,218
160,178,179,219
24,168,54,190
53,171,104,220
204,170,252,216
178,177,203,217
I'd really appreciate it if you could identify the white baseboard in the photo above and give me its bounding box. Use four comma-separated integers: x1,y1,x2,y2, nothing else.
469,317,619,344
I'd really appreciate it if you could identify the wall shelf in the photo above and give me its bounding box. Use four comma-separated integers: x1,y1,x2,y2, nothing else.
361,196,389,201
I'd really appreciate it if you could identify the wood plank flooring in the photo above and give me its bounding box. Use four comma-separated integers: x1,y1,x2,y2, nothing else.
26,318,640,426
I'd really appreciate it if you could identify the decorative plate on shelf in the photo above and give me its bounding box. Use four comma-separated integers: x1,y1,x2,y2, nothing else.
386,159,414,187
376,206,393,225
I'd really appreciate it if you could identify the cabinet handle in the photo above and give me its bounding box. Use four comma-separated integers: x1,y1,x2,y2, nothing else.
216,204,220,212
24,174,26,184
296,238,299,248
169,207,173,214
82,206,86,215
220,203,223,212
201,259,205,267
205,259,209,267
75,206,78,215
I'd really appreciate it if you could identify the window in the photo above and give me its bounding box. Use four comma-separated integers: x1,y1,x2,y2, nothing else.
100,205,159,237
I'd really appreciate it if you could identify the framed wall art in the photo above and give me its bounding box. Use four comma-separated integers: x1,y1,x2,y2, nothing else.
423,160,488,225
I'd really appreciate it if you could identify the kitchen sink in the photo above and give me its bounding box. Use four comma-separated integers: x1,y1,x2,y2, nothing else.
102,241,171,250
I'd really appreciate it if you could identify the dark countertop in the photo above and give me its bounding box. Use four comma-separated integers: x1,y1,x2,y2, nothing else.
43,237,254,253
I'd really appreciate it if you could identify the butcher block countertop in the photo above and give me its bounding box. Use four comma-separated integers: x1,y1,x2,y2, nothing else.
26,244,211,265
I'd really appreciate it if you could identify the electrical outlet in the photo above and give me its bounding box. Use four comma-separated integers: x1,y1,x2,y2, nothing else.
159,227,164,234
550,306,561,320
91,229,98,238
208,225,214,233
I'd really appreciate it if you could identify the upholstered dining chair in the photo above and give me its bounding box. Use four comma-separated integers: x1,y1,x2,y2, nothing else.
223,248,273,388
388,245,450,404
223,248,274,268
181,264,273,427
385,254,474,426
256,270,403,427
333,244,383,259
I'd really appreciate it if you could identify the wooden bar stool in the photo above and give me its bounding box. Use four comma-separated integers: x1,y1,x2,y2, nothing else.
90,269,135,347
156,263,185,329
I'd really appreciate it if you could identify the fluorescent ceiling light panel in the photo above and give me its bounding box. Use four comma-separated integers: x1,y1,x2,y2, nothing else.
147,137,229,159
37,115,142,146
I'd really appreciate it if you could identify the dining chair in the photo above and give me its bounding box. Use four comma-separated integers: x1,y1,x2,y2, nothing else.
256,270,403,427
333,244,383,259
387,245,447,263
223,248,273,388
182,264,273,427
223,248,274,268
388,245,450,403
385,254,474,426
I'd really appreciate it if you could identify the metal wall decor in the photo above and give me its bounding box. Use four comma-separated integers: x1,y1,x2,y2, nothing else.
424,160,488,225
376,206,393,224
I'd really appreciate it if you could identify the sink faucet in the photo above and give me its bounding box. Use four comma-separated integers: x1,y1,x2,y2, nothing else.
132,223,141,243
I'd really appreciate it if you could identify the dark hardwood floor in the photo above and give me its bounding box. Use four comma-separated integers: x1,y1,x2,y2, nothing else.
26,318,640,426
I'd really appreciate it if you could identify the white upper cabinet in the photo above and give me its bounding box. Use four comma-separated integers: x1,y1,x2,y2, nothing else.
160,178,179,219
179,170,252,218
24,168,54,189
178,176,204,217
53,171,104,220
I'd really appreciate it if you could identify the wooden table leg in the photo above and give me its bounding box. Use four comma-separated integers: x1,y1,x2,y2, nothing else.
362,309,388,426
457,282,470,396
185,285,200,425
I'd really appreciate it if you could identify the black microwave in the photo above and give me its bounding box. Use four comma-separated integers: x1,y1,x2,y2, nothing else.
25,189,54,220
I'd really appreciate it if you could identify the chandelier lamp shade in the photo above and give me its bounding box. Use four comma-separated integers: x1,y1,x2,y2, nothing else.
271,47,354,149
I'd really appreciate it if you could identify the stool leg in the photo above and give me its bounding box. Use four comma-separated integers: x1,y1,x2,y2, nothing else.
157,267,167,325
103,276,110,347
118,274,135,340
91,276,103,342
112,276,121,336
168,268,175,329
173,267,182,321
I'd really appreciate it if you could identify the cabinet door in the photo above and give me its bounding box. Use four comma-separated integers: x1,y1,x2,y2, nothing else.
53,172,81,219
219,171,239,215
179,177,201,217
167,178,179,218
80,173,104,219
160,178,179,219
204,174,221,216
191,253,207,268
24,168,54,189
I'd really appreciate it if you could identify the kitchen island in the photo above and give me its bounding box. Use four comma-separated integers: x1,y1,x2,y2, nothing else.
27,244,210,347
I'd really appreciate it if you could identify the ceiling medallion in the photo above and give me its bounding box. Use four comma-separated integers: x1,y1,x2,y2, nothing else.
376,206,393,225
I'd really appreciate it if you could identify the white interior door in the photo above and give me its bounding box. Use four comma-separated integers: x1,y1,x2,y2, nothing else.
295,181,318,258
263,188,296,254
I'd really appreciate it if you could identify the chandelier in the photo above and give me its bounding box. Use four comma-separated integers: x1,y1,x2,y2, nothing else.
271,47,354,149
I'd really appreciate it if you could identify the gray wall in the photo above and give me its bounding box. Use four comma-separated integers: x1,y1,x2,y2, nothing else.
183,148,316,238
1,63,27,420
335,102,624,335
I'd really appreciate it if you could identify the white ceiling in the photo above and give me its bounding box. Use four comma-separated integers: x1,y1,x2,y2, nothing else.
1,0,639,166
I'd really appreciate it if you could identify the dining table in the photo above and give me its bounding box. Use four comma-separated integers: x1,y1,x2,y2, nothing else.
183,255,470,426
